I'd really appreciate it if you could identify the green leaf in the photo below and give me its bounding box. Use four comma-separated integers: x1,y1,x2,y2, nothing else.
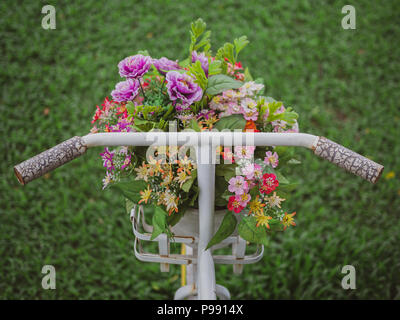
189,118,201,132
244,67,253,82
215,164,237,181
208,59,222,76
188,60,208,90
125,198,135,215
215,176,229,206
206,211,237,249
275,171,290,185
234,36,249,58
214,114,246,131
206,74,243,95
110,179,148,203
151,206,168,240
167,210,183,227
181,170,197,192
237,216,269,245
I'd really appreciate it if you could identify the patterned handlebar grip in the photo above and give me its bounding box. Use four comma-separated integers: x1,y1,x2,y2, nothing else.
313,136,384,184
14,136,87,185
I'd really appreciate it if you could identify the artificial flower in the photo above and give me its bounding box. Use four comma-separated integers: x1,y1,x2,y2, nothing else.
282,212,296,230
111,79,140,102
118,54,152,79
266,192,285,208
166,71,203,106
139,185,152,204
255,213,272,229
228,176,249,195
228,196,244,213
264,151,279,168
248,195,265,215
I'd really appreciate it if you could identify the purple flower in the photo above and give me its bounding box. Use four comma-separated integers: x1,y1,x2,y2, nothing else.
153,57,180,75
166,71,203,106
191,51,209,77
100,147,115,171
121,154,132,170
118,54,152,79
110,119,132,132
111,79,140,103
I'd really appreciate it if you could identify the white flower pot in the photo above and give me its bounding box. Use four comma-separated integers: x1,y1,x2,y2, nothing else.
171,208,237,239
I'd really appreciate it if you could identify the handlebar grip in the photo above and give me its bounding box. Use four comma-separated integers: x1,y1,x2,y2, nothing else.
14,136,87,185
313,136,383,184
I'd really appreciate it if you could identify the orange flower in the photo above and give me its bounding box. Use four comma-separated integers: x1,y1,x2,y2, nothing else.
244,120,259,132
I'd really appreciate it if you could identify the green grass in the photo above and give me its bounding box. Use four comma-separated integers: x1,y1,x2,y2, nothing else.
1,0,400,299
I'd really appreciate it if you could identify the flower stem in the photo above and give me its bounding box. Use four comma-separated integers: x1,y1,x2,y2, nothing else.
138,78,146,100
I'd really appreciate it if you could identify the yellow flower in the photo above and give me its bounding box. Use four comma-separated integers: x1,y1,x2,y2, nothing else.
138,185,152,204
282,212,296,230
161,170,174,187
135,162,149,181
255,213,272,229
385,171,395,180
148,157,164,176
248,196,265,215
175,170,190,187
266,192,285,208
178,156,195,173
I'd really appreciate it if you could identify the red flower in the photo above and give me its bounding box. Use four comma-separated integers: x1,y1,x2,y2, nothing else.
234,62,243,70
259,173,279,194
91,105,103,124
228,196,244,213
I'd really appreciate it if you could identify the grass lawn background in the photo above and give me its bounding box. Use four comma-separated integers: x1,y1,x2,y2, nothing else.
1,0,399,299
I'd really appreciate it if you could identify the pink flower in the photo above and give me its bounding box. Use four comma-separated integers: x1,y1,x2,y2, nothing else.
235,193,251,207
228,176,248,195
234,146,256,160
264,151,279,168
241,105,259,121
242,163,263,180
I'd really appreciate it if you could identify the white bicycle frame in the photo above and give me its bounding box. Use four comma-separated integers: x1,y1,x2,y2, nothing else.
84,132,317,300
14,132,384,300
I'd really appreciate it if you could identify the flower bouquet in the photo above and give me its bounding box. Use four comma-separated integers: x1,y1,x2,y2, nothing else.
90,19,300,247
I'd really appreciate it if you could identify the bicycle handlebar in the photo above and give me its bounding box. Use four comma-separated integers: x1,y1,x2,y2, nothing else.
14,136,87,185
312,137,383,184
13,133,383,185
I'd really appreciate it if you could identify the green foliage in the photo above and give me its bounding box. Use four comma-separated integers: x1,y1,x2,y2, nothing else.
206,74,243,95
214,114,246,131
188,60,208,90
237,216,269,246
189,18,211,56
109,179,148,203
216,164,236,182
206,211,237,249
181,170,197,192
208,60,222,76
151,205,168,240
216,36,249,67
